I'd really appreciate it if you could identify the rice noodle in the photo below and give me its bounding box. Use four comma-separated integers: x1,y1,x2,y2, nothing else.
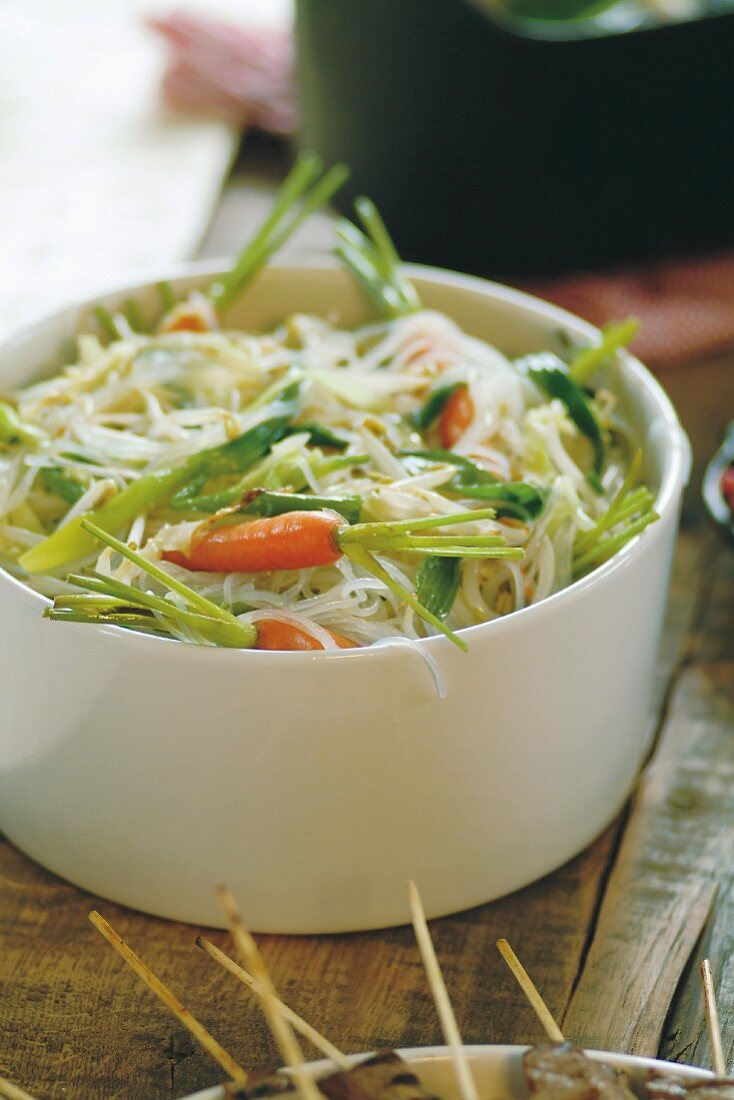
0,308,636,648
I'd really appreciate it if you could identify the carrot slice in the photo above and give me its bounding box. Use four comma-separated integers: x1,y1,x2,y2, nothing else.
439,385,474,449
255,618,357,651
165,312,210,333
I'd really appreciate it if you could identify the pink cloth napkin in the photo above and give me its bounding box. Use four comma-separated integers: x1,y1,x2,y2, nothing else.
149,10,734,371
148,11,295,134
527,254,734,372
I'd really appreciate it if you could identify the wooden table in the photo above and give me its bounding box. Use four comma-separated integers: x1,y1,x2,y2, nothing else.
1,143,733,1099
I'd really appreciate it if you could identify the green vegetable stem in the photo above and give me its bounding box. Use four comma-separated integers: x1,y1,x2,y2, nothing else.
238,490,363,526
19,414,296,574
40,467,85,505
335,197,421,318
0,402,47,447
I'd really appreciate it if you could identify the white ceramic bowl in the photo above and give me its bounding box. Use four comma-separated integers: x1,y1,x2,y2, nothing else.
182,1045,712,1100
0,262,690,932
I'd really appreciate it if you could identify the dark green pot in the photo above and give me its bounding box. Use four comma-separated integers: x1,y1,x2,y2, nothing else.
295,0,734,276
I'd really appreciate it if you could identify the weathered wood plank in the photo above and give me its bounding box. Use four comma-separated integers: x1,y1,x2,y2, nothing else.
0,823,620,1099
660,873,734,1073
560,523,734,1062
655,540,734,1074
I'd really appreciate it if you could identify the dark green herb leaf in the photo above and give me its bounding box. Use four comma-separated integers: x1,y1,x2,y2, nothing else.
60,451,98,465
240,490,362,525
527,366,605,483
409,384,464,432
170,408,297,510
453,481,547,519
400,449,498,485
40,467,85,505
400,449,545,519
415,556,461,621
285,423,349,451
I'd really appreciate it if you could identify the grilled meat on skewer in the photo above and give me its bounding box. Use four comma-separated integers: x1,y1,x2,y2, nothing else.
647,1074,734,1100
225,1071,293,1099
524,1042,638,1100
225,1051,443,1100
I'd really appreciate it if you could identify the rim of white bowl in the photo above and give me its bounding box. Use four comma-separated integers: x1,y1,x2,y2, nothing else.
180,1043,713,1100
0,258,692,661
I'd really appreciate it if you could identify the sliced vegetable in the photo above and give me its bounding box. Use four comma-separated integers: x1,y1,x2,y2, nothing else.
569,318,639,386
401,448,495,483
123,298,148,334
254,618,357,651
410,383,465,432
400,450,546,519
439,385,474,449
572,450,658,577
415,556,461,621
93,306,122,342
40,467,85,505
46,519,258,647
239,490,362,525
19,415,295,573
335,197,421,318
284,423,349,451
0,402,47,447
156,280,176,313
453,481,547,520
180,450,369,514
342,542,467,651
525,363,605,488
309,368,390,411
208,154,350,313
170,412,296,509
51,555,357,651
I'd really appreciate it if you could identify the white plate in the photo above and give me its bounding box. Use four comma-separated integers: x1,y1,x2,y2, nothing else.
179,1044,712,1100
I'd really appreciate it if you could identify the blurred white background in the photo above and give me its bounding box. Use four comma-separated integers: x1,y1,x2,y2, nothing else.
0,0,291,338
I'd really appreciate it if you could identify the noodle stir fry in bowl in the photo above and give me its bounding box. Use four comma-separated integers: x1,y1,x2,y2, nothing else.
0,159,690,931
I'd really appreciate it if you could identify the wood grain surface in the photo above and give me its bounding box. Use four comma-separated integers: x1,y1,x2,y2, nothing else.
1,146,733,1097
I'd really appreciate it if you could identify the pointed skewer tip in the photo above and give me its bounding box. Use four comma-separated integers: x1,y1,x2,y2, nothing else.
408,880,480,1100
700,958,726,1077
496,937,565,1044
89,908,246,1083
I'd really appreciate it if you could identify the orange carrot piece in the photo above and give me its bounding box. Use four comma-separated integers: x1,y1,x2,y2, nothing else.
165,313,210,333
255,618,357,651
159,296,217,334
439,385,474,449
162,510,344,573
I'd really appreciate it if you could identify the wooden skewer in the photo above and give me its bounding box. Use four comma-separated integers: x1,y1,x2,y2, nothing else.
496,938,565,1043
217,887,324,1100
407,880,480,1100
88,911,247,1084
700,958,726,1077
0,1076,39,1100
197,935,351,1070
